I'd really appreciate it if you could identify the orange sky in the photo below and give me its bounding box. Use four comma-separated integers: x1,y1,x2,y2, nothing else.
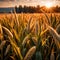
0,0,60,7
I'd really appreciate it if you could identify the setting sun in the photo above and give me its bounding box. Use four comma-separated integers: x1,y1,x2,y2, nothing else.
45,2,53,8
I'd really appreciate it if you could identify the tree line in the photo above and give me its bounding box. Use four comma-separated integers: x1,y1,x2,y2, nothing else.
15,5,60,13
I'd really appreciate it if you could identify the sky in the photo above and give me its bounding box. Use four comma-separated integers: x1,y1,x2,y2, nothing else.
0,0,60,7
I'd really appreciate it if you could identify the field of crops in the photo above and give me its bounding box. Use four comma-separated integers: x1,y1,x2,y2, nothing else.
0,12,60,60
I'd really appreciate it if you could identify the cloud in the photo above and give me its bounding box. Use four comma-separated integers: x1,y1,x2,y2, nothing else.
0,0,16,1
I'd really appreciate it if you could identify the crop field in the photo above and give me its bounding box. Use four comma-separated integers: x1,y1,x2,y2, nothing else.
0,13,60,60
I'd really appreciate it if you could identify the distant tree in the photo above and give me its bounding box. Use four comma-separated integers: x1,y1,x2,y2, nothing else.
19,5,22,13
15,6,18,12
36,5,41,13
24,5,28,13
14,5,60,13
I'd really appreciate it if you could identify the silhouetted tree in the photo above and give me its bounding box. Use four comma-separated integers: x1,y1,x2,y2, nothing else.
19,5,22,13
14,5,60,13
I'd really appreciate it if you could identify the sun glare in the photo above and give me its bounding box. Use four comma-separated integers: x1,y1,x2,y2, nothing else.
45,2,53,8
